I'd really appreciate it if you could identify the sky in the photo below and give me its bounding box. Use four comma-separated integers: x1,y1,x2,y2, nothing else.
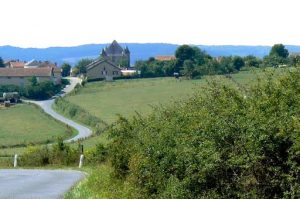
0,0,299,48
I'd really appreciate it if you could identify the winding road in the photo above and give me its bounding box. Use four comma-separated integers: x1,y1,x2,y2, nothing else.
29,77,92,142
0,77,92,198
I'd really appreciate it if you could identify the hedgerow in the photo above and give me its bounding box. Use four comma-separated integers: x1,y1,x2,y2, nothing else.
108,68,300,198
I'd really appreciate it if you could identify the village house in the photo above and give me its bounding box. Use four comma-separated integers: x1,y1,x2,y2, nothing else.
0,67,61,86
24,59,57,68
85,40,130,81
4,60,26,68
86,59,121,81
1,59,62,86
155,55,176,61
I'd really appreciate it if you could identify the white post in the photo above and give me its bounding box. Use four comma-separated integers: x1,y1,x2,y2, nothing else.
14,154,18,168
79,154,84,168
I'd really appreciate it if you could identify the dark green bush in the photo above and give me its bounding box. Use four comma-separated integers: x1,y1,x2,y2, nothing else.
108,68,300,198
85,143,108,164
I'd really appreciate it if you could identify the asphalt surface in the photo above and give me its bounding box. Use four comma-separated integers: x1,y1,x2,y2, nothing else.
28,77,92,142
0,169,85,199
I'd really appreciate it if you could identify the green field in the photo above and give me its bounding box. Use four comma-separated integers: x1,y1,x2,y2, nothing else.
0,104,75,148
0,70,262,157
64,71,257,124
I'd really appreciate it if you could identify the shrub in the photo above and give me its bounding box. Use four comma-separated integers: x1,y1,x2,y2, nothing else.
85,143,108,164
107,68,300,198
20,137,81,166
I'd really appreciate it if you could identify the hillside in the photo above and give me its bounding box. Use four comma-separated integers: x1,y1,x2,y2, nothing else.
1,43,300,66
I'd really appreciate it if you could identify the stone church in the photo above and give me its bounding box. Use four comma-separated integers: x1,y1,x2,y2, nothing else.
85,40,130,81
101,40,130,68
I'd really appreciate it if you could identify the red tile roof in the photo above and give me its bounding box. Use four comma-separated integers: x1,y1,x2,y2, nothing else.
10,61,25,68
155,55,176,61
0,68,52,77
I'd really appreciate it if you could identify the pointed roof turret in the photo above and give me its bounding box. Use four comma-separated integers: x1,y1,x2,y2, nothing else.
105,40,123,54
101,48,107,57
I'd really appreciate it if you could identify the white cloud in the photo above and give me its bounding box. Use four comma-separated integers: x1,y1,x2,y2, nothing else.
0,0,299,47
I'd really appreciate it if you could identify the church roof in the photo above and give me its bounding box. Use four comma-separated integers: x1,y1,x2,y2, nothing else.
105,40,124,54
86,58,121,71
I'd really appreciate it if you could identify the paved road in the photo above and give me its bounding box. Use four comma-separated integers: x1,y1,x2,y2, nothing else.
0,78,88,198
0,169,85,199
28,77,92,142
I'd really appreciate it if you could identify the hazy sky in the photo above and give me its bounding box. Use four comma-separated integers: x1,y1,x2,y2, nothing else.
0,0,299,47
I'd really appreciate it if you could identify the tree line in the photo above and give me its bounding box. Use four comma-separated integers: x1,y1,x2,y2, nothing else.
135,44,299,79
0,77,65,100
62,43,299,79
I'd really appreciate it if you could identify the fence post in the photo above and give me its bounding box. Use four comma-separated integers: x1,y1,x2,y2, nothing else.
14,154,18,168
79,154,84,168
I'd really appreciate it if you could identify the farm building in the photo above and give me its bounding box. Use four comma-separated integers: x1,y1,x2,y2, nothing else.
85,40,129,81
155,55,176,61
0,67,61,86
86,59,121,81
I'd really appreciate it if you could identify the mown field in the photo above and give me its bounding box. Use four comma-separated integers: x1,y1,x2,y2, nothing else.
0,70,262,158
64,70,257,124
0,104,75,149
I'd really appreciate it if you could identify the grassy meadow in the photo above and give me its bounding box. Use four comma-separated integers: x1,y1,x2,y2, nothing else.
64,70,257,124
0,104,75,149
0,70,264,159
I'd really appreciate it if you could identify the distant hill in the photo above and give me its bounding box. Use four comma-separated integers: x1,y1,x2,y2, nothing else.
1,43,300,66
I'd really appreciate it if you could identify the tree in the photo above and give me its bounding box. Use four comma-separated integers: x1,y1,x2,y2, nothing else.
181,60,196,78
290,55,300,66
28,76,38,86
74,58,94,74
61,63,71,77
0,57,5,68
244,55,261,67
269,44,289,58
262,44,290,67
232,56,245,70
175,45,196,68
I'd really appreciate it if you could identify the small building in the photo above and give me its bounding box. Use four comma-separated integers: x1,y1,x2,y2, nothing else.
86,59,121,81
0,67,61,86
24,59,41,68
4,60,26,68
121,69,137,76
155,55,176,61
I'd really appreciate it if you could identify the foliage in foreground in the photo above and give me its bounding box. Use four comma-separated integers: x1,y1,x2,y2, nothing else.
20,138,108,167
65,164,144,199
108,69,300,198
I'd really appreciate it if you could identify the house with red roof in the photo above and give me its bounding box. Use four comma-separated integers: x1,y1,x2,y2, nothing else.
0,67,61,86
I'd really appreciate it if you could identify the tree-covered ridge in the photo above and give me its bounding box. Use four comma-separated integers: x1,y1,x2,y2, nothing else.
108,68,300,198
